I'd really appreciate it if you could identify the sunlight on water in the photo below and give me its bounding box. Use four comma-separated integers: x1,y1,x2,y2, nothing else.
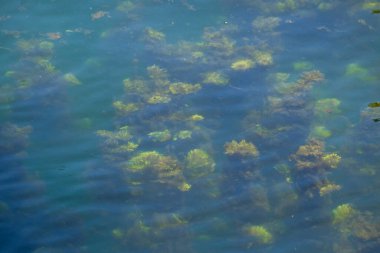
1,1,380,253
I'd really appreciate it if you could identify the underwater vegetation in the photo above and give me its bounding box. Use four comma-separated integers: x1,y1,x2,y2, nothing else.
184,149,215,180
2,0,380,252
202,72,229,86
291,139,341,171
332,203,380,252
230,59,255,71
245,225,273,245
126,151,191,191
224,140,259,158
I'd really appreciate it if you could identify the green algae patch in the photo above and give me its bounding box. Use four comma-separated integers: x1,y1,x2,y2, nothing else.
231,59,255,71
224,140,259,157
246,225,273,244
64,73,82,85
185,149,215,179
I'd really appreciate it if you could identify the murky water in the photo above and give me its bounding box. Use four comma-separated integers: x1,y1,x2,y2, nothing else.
1,1,380,253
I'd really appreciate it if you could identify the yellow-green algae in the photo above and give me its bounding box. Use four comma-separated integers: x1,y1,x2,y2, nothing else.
202,72,229,86
126,151,191,191
332,204,356,224
252,51,273,66
147,94,171,104
321,153,341,169
293,61,313,71
310,125,332,139
315,98,341,118
113,101,140,114
189,114,204,121
290,139,341,171
144,28,166,42
246,225,273,244
169,82,201,95
173,130,192,140
64,73,81,85
319,183,341,196
224,140,259,157
185,149,215,179
231,59,255,71
148,130,171,142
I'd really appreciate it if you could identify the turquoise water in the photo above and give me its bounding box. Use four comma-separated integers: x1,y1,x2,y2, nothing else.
1,1,380,252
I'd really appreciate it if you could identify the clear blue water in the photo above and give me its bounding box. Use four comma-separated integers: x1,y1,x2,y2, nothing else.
1,1,380,252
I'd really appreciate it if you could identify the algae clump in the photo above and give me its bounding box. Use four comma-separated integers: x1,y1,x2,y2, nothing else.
246,225,273,244
332,204,355,224
224,140,259,157
202,72,229,86
64,73,81,85
231,59,255,71
185,149,215,179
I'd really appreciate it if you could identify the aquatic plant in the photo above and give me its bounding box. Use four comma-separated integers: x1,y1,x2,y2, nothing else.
230,59,255,71
202,71,229,85
289,139,341,171
275,0,297,12
310,125,332,139
116,1,136,13
321,153,341,169
290,139,324,170
16,39,54,55
173,130,192,140
126,151,163,171
146,93,171,104
36,58,56,73
189,114,204,121
332,204,356,224
293,61,313,71
252,51,273,66
245,225,273,244
169,82,201,95
38,41,54,52
126,151,191,191
97,126,132,142
319,183,341,196
224,140,259,157
184,149,215,179
202,28,235,56
113,101,140,114
148,129,171,142
147,65,169,86
314,98,341,119
297,70,324,89
64,73,81,85
112,228,124,239
345,63,368,77
123,78,149,94
96,126,139,156
143,27,166,42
